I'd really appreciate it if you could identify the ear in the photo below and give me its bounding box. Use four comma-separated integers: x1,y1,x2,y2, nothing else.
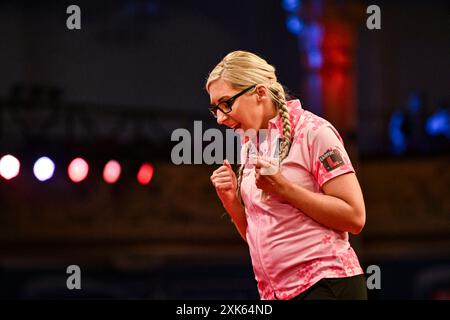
255,85,269,102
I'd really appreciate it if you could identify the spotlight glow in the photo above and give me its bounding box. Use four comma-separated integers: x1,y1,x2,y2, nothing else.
33,157,55,181
68,157,89,183
103,160,121,184
137,163,154,185
0,154,20,180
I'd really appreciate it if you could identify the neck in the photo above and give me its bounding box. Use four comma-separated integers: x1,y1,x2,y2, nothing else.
259,101,279,129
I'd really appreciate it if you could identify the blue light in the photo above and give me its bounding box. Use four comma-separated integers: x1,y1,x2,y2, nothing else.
308,49,322,69
301,23,324,66
282,0,301,13
308,22,323,46
426,109,450,137
286,15,304,36
408,93,422,113
389,111,407,154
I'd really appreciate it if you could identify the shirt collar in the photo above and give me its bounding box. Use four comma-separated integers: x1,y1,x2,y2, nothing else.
268,99,303,129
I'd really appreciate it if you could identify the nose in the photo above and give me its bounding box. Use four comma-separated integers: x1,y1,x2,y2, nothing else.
216,109,228,125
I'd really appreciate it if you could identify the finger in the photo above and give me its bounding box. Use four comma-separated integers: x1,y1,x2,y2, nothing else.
213,177,232,184
255,159,270,169
214,165,229,174
212,171,234,180
223,159,235,174
255,173,269,186
224,159,232,169
215,182,233,190
212,167,229,179
253,159,262,172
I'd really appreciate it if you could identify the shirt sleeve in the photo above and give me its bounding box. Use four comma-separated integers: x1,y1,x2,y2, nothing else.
310,125,355,187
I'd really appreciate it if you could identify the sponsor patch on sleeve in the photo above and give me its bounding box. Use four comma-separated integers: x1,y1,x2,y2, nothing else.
319,148,344,172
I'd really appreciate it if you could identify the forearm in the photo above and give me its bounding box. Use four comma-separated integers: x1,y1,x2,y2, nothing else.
223,198,247,241
279,181,363,234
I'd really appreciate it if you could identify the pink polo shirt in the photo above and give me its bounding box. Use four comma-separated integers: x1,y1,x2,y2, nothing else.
239,99,364,300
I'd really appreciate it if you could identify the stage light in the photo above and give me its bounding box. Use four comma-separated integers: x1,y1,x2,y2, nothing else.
286,15,303,35
68,157,89,183
388,111,407,154
426,109,450,137
308,49,322,69
0,154,20,180
137,163,154,185
103,160,121,184
33,156,55,181
408,94,422,113
282,0,301,13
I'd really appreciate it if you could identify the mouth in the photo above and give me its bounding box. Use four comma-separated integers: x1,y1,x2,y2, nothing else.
231,123,242,131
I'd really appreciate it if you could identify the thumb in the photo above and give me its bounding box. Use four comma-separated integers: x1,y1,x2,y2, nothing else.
223,159,232,168
256,158,270,169
223,159,233,171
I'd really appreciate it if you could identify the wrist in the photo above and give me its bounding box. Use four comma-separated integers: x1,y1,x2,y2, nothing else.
278,178,294,200
227,196,244,211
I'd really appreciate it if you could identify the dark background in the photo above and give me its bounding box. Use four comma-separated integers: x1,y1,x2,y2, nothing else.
0,0,449,299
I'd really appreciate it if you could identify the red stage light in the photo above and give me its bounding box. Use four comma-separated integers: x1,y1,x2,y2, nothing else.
137,163,154,185
103,160,121,184
68,157,89,183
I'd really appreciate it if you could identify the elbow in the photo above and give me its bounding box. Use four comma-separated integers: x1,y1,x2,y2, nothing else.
349,208,366,235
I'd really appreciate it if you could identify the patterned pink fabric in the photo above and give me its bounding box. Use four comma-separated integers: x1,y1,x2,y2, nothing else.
239,99,364,300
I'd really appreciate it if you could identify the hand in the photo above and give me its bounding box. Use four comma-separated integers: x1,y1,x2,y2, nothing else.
254,158,290,197
210,159,238,206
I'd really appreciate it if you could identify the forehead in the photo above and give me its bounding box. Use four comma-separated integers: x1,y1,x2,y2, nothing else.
209,79,238,105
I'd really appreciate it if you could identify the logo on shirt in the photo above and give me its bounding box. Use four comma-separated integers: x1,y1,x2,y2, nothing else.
319,148,344,172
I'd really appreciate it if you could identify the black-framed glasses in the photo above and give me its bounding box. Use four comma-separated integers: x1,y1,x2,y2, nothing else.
209,85,256,118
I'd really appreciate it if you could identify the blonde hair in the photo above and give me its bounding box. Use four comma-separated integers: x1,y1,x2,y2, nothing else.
206,50,293,204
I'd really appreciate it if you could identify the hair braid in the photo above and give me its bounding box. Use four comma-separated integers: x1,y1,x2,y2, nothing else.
236,164,245,205
269,83,293,162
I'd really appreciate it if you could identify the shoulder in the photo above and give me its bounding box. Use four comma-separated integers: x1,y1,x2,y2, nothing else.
301,111,344,145
289,107,341,143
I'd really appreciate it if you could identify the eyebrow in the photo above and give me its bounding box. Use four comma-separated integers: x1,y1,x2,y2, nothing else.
211,95,230,106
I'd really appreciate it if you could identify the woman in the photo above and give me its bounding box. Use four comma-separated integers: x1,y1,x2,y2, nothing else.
207,50,367,300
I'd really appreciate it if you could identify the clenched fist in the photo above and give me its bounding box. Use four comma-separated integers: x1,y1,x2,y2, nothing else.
254,158,289,197
210,159,238,206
